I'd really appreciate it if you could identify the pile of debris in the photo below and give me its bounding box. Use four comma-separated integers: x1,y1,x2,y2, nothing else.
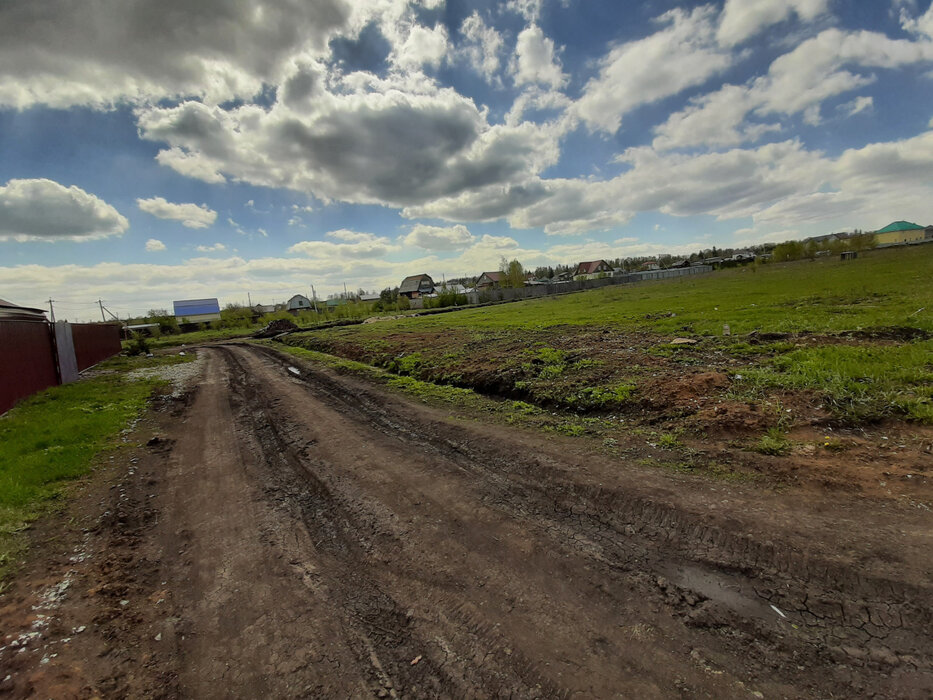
252,318,299,338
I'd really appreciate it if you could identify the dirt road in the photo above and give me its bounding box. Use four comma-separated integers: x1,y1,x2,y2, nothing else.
2,343,931,698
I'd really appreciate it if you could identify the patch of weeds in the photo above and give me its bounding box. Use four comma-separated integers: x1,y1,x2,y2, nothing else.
743,341,933,424
752,427,791,456
521,346,568,379
658,432,683,449
387,352,425,376
565,383,636,410
821,435,846,452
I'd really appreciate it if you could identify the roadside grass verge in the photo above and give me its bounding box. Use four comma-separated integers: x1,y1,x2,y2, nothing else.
0,355,174,582
254,340,752,481
254,340,623,436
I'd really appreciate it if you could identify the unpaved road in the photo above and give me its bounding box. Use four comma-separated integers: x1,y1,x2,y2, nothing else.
1,343,931,698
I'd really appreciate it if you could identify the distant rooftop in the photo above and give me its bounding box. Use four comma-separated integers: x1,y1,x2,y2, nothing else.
876,220,922,233
173,298,221,317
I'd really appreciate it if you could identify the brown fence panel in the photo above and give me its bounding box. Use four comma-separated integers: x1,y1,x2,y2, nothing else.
71,323,122,372
0,320,58,415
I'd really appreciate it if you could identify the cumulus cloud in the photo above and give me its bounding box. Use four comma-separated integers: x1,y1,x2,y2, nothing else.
0,178,129,242
392,24,450,70
196,243,226,253
512,25,567,89
460,12,504,81
0,0,350,109
145,238,166,252
403,224,474,250
137,197,217,229
717,0,830,47
573,6,731,133
288,229,397,259
137,68,561,208
839,96,873,117
652,28,933,151
408,127,933,238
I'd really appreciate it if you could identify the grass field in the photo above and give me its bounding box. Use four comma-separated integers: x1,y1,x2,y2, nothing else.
284,246,933,425
0,354,190,582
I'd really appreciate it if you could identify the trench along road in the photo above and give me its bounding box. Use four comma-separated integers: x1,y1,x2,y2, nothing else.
11,342,929,698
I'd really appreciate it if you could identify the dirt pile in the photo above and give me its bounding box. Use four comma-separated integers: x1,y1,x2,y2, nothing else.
252,318,299,338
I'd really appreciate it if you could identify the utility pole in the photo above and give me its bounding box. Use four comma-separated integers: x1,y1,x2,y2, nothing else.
247,292,252,307
98,299,106,322
343,282,349,300
48,298,56,323
310,284,318,313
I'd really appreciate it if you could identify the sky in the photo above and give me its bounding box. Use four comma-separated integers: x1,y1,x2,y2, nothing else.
0,0,931,320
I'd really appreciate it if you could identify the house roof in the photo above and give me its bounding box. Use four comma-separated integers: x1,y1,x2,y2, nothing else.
876,220,922,233
478,271,503,282
0,298,48,320
173,298,221,317
575,260,609,274
399,274,433,294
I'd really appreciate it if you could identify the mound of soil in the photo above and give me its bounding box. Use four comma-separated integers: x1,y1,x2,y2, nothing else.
252,318,299,338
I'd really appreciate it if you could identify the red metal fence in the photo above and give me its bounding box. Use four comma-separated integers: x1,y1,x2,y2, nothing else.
0,320,59,415
0,320,123,414
72,323,122,372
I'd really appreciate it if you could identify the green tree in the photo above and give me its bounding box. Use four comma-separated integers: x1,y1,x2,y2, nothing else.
499,257,526,288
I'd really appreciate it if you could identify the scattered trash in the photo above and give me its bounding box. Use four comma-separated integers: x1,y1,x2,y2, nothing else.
723,324,730,336
155,632,162,641
410,655,422,666
287,366,301,376
670,337,697,345
770,604,787,619
179,351,186,356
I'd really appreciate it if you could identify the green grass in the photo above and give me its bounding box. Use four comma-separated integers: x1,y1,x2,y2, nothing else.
282,246,932,425
296,246,933,338
752,428,792,456
740,341,933,423
0,355,172,581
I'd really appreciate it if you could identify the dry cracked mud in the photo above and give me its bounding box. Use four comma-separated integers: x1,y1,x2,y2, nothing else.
1,343,930,698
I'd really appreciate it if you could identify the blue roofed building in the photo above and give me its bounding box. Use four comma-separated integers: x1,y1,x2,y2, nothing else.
173,298,222,324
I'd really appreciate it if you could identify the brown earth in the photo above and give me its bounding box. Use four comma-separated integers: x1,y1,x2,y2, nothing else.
1,343,931,698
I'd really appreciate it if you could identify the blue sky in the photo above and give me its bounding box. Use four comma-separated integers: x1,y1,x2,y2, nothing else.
0,0,931,318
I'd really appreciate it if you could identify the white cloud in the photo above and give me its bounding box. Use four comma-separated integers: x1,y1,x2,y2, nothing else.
899,1,933,41
506,0,545,22
137,68,561,209
839,95,873,117
288,229,398,259
717,0,830,47
137,197,217,229
392,24,450,70
652,28,933,151
460,12,504,81
145,238,166,252
196,242,226,253
403,224,474,250
0,0,350,109
573,6,732,133
0,178,128,242
512,25,567,89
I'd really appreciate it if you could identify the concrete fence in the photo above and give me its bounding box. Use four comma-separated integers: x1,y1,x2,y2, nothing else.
0,320,122,414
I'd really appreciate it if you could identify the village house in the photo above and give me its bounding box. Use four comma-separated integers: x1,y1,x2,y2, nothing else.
475,271,504,289
286,294,313,313
573,260,612,279
398,274,435,299
873,221,932,246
